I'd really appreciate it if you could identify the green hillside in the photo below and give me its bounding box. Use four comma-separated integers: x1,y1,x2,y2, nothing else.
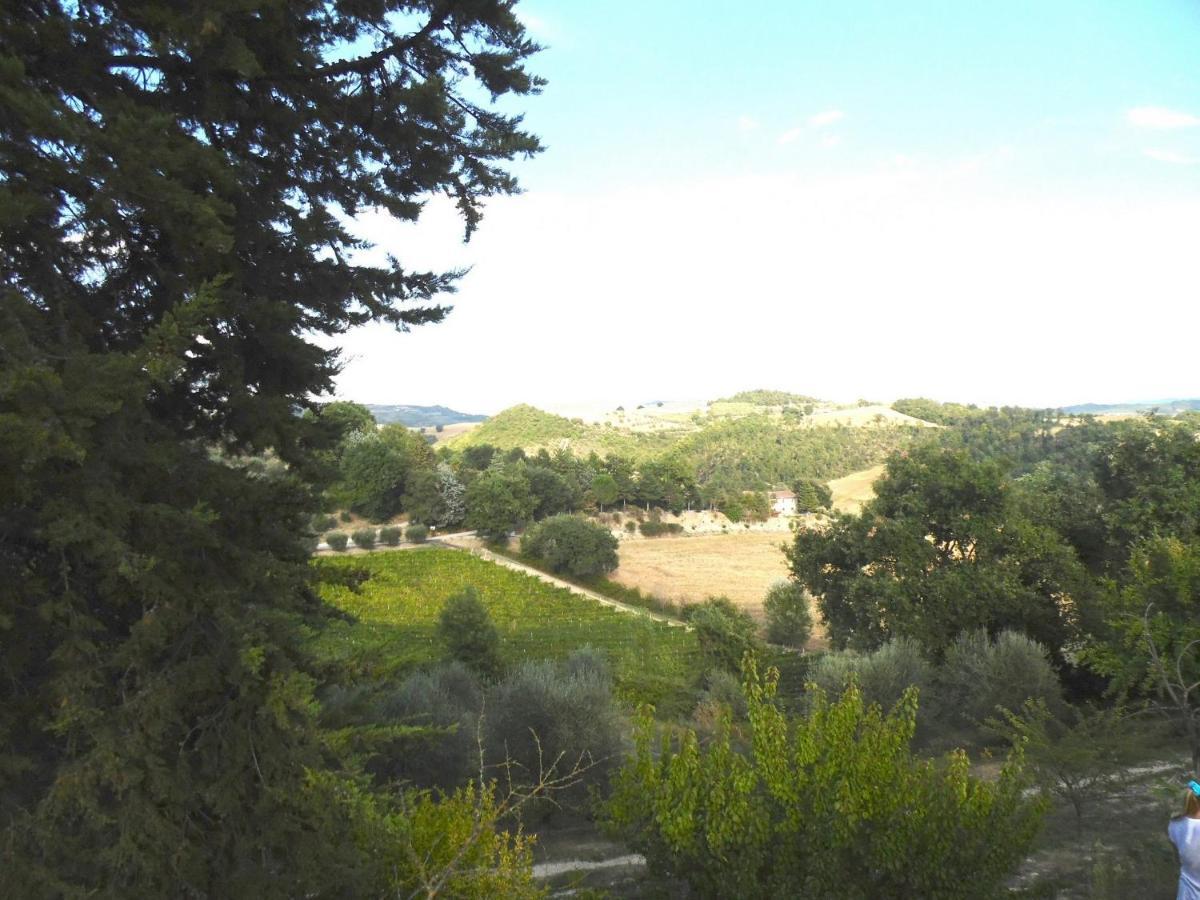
672,416,920,489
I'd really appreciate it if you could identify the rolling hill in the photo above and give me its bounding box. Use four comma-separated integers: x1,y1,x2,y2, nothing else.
366,404,488,427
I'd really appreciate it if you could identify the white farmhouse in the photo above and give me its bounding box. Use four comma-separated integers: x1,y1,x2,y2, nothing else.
768,490,797,517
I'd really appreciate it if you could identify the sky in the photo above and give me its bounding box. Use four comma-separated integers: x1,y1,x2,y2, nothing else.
331,0,1200,415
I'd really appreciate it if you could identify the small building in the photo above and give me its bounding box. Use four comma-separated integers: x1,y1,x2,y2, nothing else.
768,490,797,517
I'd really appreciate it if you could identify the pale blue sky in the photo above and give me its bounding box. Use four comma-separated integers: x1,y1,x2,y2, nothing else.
335,1,1200,413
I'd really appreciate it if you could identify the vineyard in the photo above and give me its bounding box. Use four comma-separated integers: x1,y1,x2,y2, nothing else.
311,548,702,712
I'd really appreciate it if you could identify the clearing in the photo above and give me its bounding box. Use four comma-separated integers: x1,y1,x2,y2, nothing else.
609,532,828,648
827,463,886,514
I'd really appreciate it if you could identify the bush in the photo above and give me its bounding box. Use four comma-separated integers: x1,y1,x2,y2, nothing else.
810,638,932,713
485,649,624,815
685,597,761,673
351,528,377,550
763,580,812,648
371,663,484,790
437,587,503,679
339,510,353,522
624,520,637,533
698,669,749,721
406,523,429,543
639,521,683,537
938,629,1061,727
520,515,619,578
379,526,402,546
325,532,349,552
312,514,338,532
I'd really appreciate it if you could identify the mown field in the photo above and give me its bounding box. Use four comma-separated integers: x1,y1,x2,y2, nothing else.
311,548,702,713
609,532,828,649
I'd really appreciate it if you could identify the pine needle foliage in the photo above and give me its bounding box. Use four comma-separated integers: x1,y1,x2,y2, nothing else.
0,2,542,893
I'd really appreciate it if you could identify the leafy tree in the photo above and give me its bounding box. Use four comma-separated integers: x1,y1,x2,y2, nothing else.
685,597,761,673
437,587,504,681
989,699,1154,834
606,662,1044,899
401,466,445,526
336,433,410,521
602,455,637,506
1086,537,1200,770
525,463,576,519
465,465,535,542
0,1,542,892
520,515,619,579
461,444,500,473
591,473,619,510
319,401,377,440
789,446,1094,660
762,580,813,648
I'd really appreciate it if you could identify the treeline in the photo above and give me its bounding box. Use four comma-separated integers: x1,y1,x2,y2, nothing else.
316,402,821,538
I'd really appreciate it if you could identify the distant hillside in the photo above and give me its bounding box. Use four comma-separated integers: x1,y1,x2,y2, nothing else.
714,389,821,407
446,404,683,459
1061,398,1200,416
448,403,927,491
366,404,487,427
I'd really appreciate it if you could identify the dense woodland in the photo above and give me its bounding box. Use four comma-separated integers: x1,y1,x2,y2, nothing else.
3,2,1199,898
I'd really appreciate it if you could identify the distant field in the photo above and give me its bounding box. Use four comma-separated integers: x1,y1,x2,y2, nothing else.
610,533,828,648
827,464,886,514
426,421,480,444
312,548,700,712
807,404,938,428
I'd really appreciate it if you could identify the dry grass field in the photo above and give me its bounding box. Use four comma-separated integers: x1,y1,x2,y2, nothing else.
610,532,828,647
827,463,886,514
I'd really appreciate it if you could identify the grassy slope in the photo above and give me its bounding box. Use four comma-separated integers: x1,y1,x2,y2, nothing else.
311,548,701,713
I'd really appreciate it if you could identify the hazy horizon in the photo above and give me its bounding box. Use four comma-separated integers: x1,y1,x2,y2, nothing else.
329,0,1200,415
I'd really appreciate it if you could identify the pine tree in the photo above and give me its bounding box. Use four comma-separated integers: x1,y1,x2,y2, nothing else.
0,3,541,894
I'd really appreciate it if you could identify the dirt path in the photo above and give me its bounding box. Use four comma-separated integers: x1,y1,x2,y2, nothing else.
436,535,689,629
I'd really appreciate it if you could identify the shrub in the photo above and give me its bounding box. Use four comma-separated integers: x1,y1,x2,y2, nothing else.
379,526,402,546
698,669,749,721
639,521,683,538
624,520,637,533
435,423,444,433
339,510,353,523
437,587,503,679
685,597,761,673
485,649,624,815
312,514,338,532
937,629,1061,727
810,638,932,713
371,663,484,790
406,523,429,543
351,528,377,550
520,515,619,578
325,532,349,552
